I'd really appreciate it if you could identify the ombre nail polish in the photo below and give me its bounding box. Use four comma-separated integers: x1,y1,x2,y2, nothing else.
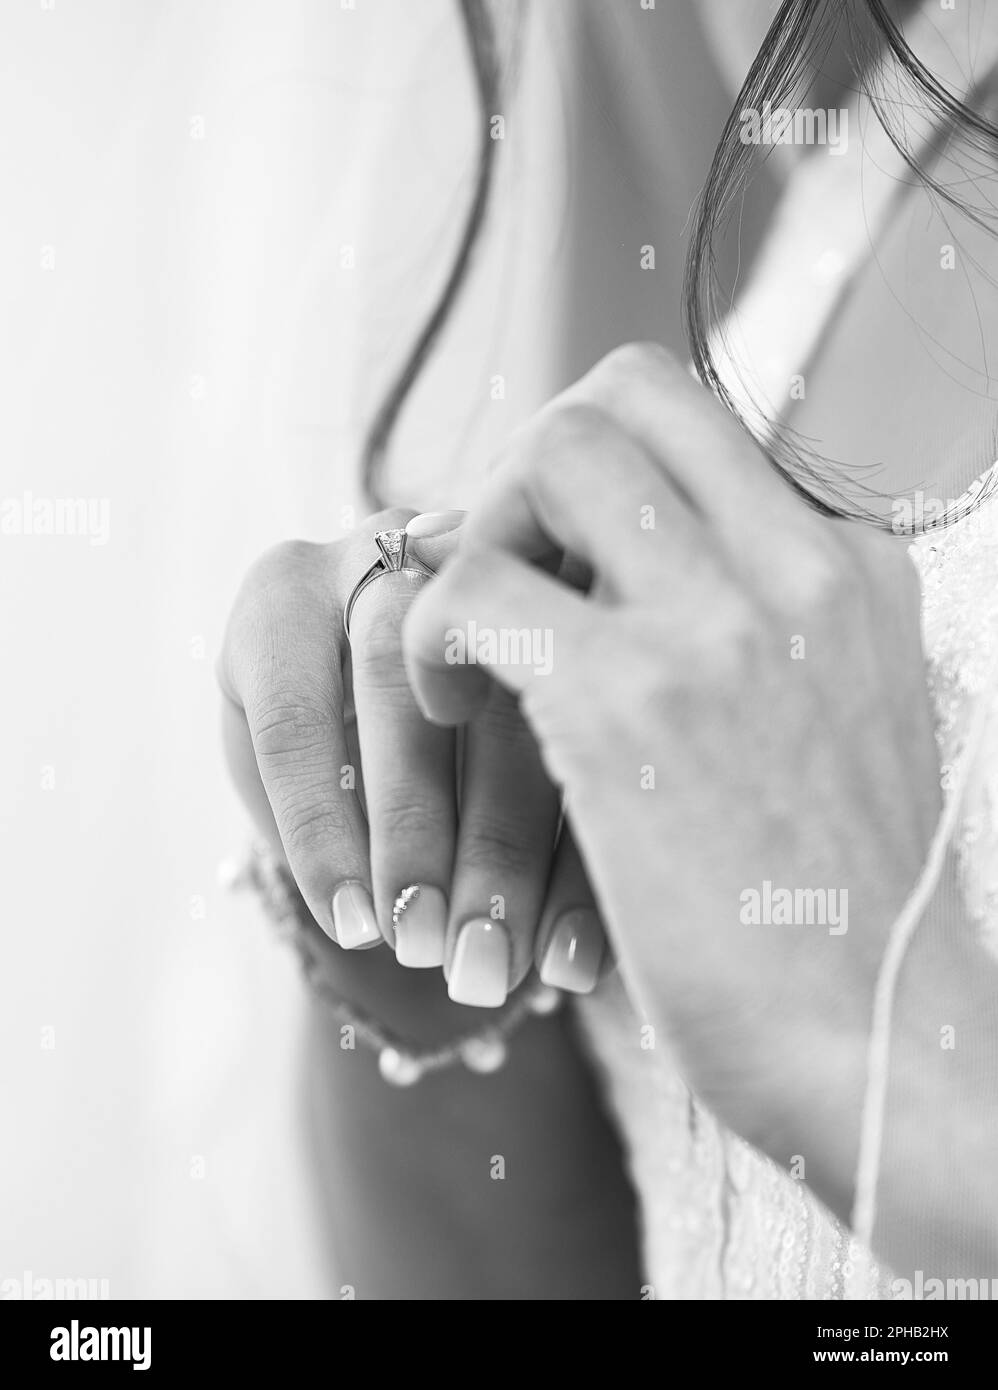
331,881,379,950
448,919,510,1008
393,884,447,968
540,909,604,994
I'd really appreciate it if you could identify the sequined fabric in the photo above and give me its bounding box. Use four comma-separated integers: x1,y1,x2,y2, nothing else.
574,466,998,1300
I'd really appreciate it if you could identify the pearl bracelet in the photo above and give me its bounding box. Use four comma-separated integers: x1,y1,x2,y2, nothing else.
219,843,563,1085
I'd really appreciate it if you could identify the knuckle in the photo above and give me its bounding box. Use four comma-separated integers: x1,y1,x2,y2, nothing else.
279,798,350,861
459,819,544,879
222,539,337,697
250,695,335,760
518,405,618,512
502,402,614,497
375,792,451,845
599,340,673,382
539,400,615,452
245,538,326,596
249,710,351,861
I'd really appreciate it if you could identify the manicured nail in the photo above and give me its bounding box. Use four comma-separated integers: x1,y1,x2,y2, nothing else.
405,510,467,539
393,884,447,968
540,909,604,994
331,881,379,950
448,919,510,1008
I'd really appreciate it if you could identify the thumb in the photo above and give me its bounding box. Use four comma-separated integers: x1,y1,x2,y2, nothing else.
404,510,467,571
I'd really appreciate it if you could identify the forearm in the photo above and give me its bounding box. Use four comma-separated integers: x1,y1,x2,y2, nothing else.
299,947,643,1300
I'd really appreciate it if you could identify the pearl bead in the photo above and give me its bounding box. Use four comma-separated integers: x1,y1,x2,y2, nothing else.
378,1048,423,1086
460,1032,508,1074
527,984,562,1016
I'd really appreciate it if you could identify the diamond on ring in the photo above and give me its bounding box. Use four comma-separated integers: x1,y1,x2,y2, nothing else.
374,528,407,570
343,527,436,640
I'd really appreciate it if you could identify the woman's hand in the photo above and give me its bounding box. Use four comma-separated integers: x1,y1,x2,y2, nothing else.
403,343,943,1166
217,509,606,1013
219,516,640,1301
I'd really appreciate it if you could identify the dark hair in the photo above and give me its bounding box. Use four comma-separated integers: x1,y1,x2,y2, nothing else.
362,0,505,509
685,0,998,523
363,0,998,522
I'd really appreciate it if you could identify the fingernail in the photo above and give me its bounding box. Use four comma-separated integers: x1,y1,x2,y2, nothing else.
393,884,447,968
331,881,379,950
448,919,510,1008
540,909,604,994
405,510,467,539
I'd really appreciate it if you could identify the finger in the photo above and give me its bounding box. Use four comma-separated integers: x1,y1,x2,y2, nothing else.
221,694,284,853
463,401,705,599
569,342,795,531
535,828,610,997
342,509,469,962
348,558,458,965
403,544,589,724
405,509,467,543
220,541,375,950
569,343,824,595
338,505,465,819
445,686,560,1007
222,677,371,852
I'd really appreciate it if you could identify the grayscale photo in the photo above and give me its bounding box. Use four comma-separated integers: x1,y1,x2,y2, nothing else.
2,0,997,1341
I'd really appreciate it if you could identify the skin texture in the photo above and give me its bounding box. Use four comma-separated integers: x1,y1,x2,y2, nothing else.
403,342,998,1281
219,515,638,1298
219,520,604,1000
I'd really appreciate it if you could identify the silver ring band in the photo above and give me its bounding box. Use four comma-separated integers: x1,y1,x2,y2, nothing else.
343,528,436,640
